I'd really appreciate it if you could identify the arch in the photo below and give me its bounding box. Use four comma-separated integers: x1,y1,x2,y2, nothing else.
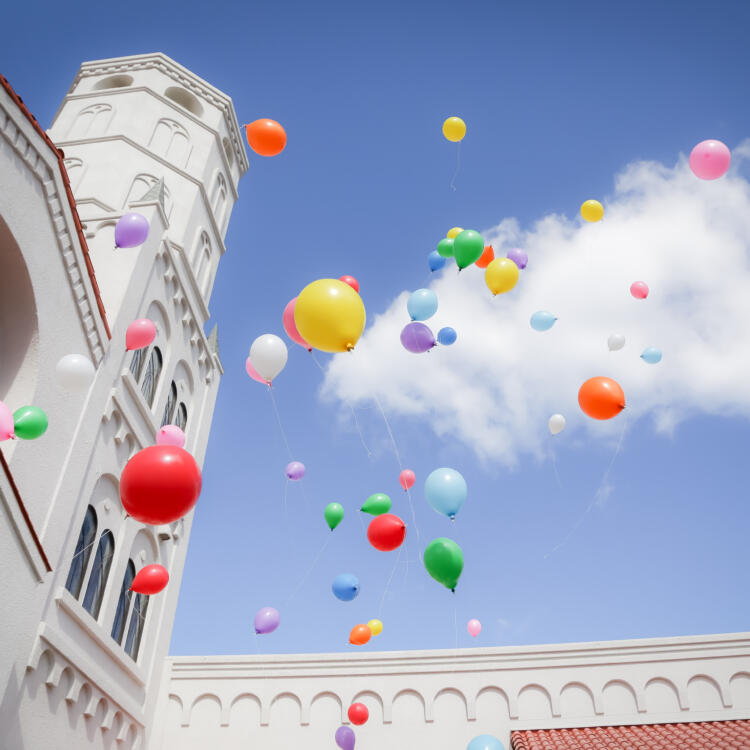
559,681,597,718
145,299,171,341
175,403,187,432
63,157,85,192
123,590,149,661
81,529,114,619
391,689,428,724
70,103,113,138
164,86,203,117
222,137,234,167
110,559,135,645
309,691,343,725
124,173,173,217
433,687,469,722
173,359,194,395
269,692,303,725
65,505,97,599
644,677,682,712
160,380,177,426
475,686,511,721
601,679,640,715
149,118,191,166
188,693,222,726
94,74,133,90
687,674,725,710
517,683,554,720
350,690,384,723
730,672,750,708
140,346,163,407
211,173,228,231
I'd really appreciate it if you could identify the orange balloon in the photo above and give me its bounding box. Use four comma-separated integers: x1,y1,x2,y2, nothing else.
245,119,287,157
475,245,495,269
349,624,372,645
578,377,625,420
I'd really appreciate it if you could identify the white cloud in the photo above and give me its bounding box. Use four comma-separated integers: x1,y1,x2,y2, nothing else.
323,144,750,465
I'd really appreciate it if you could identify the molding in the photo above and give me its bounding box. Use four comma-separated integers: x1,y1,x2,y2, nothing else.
117,371,159,444
163,238,210,321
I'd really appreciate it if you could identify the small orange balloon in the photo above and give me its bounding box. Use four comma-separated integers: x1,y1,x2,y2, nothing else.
578,377,625,420
245,119,287,157
349,624,372,645
475,245,495,269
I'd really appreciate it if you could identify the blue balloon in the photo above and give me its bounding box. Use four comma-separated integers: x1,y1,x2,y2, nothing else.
641,346,662,364
407,288,438,321
428,250,447,272
437,327,457,346
530,311,557,331
424,467,467,520
332,574,360,601
467,736,505,750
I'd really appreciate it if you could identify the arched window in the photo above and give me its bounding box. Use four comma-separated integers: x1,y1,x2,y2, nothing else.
192,231,211,288
161,381,177,426
129,347,147,381
65,506,97,599
175,403,187,432
111,560,136,645
211,173,227,230
140,347,162,407
124,593,150,660
70,103,113,138
150,118,190,166
125,173,172,217
82,530,115,619
63,157,85,193
94,74,133,90
164,86,203,117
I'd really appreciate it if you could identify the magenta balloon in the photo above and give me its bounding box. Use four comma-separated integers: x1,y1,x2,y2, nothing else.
245,357,271,385
115,212,150,248
335,726,356,750
286,461,306,481
283,297,312,351
254,606,280,634
400,322,435,354
506,248,528,269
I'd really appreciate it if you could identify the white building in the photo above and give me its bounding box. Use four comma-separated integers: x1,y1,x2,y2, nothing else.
1,54,749,750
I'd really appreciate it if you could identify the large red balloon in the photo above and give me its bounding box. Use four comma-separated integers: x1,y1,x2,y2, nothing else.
578,377,626,420
131,564,169,594
120,446,202,525
367,513,406,551
348,702,369,725
339,275,360,293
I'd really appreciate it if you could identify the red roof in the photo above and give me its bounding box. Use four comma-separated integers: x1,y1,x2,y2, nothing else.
511,720,750,749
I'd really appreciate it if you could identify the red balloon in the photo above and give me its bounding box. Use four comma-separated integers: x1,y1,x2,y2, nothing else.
348,702,369,725
578,376,626,420
399,469,415,491
245,119,286,157
131,564,169,594
339,275,360,293
367,513,406,551
120,446,202,525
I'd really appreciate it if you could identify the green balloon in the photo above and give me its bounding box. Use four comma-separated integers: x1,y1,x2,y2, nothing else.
324,502,344,531
437,238,454,258
424,537,464,592
360,492,391,516
13,406,48,440
453,229,484,269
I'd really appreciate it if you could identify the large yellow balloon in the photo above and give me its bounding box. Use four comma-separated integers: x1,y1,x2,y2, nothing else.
580,199,604,222
446,226,463,239
485,258,519,296
294,279,366,353
442,117,466,143
367,618,383,636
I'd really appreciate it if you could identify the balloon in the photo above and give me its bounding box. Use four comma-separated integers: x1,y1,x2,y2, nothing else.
12,406,48,440
485,258,519,295
475,245,494,269
120,446,202,525
424,537,464,592
286,461,305,481
325,502,344,530
446,226,463,239
443,117,466,142
130,564,169,594
294,279,366,353
580,199,604,223
424,467,467,520
361,493,391,516
249,334,288,382
530,311,557,332
254,606,280,634
55,354,95,391
157,425,186,448
0,401,14,441
340,275,360,293
607,333,626,351
115,212,149,248
467,735,505,750
548,414,566,435
690,139,731,180
400,322,435,354
399,470,415,491
467,618,482,637
437,238,454,258
578,377,625,420
245,119,286,157
332,573,360,602
641,346,662,364
336,726,356,750
126,319,156,351
506,247,528,269
245,356,271,386
367,618,383,636
630,281,649,299
348,703,369,725
428,250,447,272
367,513,406,551
453,230,485,270
437,327,457,348
407,289,438,321
349,625,371,646
282,298,311,352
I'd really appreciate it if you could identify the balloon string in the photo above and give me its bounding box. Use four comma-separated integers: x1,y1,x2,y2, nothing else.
283,533,332,608
267,386,294,459
450,142,461,192
283,477,289,519
378,545,403,618
69,537,99,561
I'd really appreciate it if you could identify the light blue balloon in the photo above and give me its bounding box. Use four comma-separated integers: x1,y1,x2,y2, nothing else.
437,327,457,346
332,574,360,602
408,288,438,321
530,310,557,331
641,346,662,364
428,250,446,272
424,467,467,520
467,736,505,750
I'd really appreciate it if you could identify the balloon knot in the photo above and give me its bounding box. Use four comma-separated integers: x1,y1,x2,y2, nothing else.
307,348,312,353
451,588,456,593
346,344,354,352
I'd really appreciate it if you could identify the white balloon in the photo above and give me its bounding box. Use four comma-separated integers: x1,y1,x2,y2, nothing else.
548,414,566,435
249,334,288,382
55,354,95,391
607,333,626,351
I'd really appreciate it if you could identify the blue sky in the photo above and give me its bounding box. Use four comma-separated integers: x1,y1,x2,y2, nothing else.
4,0,750,655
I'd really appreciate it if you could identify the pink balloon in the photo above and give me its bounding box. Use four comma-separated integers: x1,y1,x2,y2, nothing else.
630,281,649,299
126,319,157,351
0,401,14,441
399,469,415,491
467,618,482,637
157,425,186,448
283,298,311,351
689,139,731,180
245,357,271,386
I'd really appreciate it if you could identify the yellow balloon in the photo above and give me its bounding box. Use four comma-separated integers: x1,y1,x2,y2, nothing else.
367,619,383,636
442,117,466,143
485,258,519,296
446,226,463,239
580,199,604,223
294,279,366,353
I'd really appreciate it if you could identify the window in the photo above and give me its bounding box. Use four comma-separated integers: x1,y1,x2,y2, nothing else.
124,173,172,218
111,560,136,645
129,347,146,381
164,86,203,117
175,403,187,432
124,592,150,660
150,118,190,166
71,103,113,138
211,174,227,231
222,137,234,167
65,506,97,599
94,74,133,90
81,530,115,619
140,347,162,407
161,381,177,426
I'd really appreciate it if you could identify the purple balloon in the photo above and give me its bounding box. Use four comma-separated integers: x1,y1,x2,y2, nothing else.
115,212,150,248
400,322,435,354
254,606,280,634
335,726,356,750
506,247,528,269
286,461,306,481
